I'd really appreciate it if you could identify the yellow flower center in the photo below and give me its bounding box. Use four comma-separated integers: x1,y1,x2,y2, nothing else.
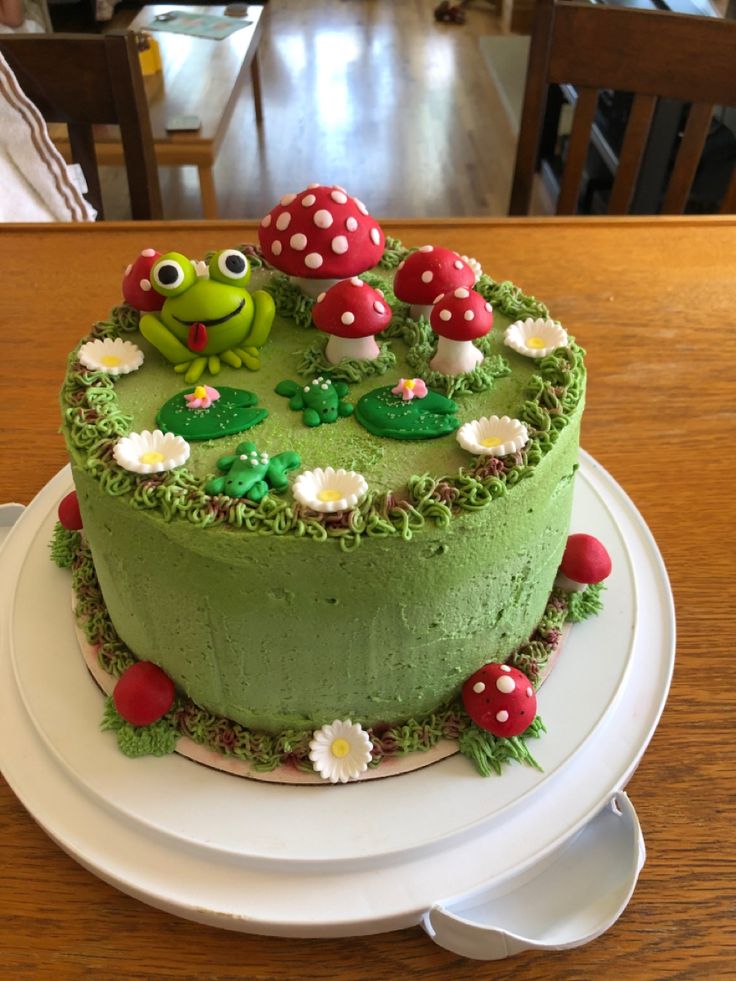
331,738,351,759
404,379,415,389
101,354,122,367
527,336,546,349
140,451,165,465
318,489,343,503
481,436,501,448
193,385,208,398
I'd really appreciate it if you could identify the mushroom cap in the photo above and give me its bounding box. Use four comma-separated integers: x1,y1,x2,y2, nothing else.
462,663,537,738
312,277,392,339
257,184,385,278
122,248,165,312
430,287,494,342
560,533,612,584
58,490,83,531
113,660,175,727
393,246,475,306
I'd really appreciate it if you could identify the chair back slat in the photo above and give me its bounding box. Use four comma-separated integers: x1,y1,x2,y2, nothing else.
557,87,598,215
0,31,162,220
661,103,714,214
608,94,657,215
720,167,736,214
510,0,736,216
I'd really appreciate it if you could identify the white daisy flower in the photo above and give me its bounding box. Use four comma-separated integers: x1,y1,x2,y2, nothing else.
293,467,368,513
457,415,529,457
113,430,190,474
504,317,569,358
78,337,144,376
309,719,373,783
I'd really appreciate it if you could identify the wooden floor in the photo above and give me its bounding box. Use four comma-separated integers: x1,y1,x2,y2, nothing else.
104,0,517,220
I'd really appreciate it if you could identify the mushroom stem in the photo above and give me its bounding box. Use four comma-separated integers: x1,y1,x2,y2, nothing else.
430,336,484,376
325,334,381,364
408,303,434,323
555,572,587,593
293,275,341,300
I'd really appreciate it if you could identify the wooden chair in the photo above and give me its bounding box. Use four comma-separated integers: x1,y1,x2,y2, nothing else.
509,0,736,215
0,30,162,219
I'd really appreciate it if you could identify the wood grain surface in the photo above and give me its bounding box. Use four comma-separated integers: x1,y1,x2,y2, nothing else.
1,217,734,979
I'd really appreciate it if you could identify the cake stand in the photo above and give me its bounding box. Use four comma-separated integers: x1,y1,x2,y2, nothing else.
0,452,675,959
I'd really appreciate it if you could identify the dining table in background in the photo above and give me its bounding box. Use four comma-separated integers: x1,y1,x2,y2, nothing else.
1,216,734,979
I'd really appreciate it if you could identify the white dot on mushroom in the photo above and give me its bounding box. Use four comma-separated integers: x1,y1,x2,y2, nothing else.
305,253,323,269
419,245,433,253
331,236,348,255
331,190,348,205
496,676,516,694
261,214,272,228
272,241,282,256
439,309,451,322
421,271,434,284
346,217,358,232
472,681,485,694
374,302,385,314
290,233,307,251
454,287,470,299
140,279,151,291
350,277,364,287
464,310,475,321
280,193,296,206
496,710,509,723
341,312,355,325
314,209,333,228
370,228,381,245
301,194,316,207
276,212,291,231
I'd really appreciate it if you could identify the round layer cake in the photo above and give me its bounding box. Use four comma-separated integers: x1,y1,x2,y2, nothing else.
61,231,585,737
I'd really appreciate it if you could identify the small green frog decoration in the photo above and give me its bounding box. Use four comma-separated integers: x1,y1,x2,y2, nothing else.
139,249,274,384
205,441,301,502
275,376,354,427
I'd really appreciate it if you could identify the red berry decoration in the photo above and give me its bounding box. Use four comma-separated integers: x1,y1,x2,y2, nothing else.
113,661,175,727
462,663,537,738
58,490,83,531
122,248,165,312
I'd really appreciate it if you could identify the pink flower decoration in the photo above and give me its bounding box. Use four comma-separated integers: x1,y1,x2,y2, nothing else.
391,378,428,401
185,385,221,410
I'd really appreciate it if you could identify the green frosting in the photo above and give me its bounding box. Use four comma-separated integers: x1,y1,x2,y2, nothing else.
157,386,267,440
355,385,460,440
60,242,588,739
458,717,546,777
298,335,396,383
49,522,80,568
101,697,179,757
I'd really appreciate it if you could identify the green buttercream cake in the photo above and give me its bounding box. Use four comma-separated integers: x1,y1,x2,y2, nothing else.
58,197,592,779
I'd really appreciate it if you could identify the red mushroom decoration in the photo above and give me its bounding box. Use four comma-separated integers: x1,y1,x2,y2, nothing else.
312,277,392,363
58,490,83,531
393,246,476,322
557,533,612,592
122,248,165,312
113,661,176,727
429,288,494,376
258,184,385,298
462,663,537,738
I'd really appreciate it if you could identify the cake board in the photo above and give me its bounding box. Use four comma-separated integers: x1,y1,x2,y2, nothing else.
0,453,675,955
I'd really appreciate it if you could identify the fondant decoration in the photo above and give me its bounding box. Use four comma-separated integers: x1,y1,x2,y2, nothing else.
461,254,483,282
205,441,301,502
393,246,475,322
258,184,385,298
557,533,612,592
429,288,494,376
138,249,275,383
113,429,190,474
391,377,428,401
275,376,353,427
121,248,165,312
504,317,569,359
462,663,537,738
312,277,392,363
456,415,529,457
355,385,459,440
58,490,83,531
113,660,176,727
293,467,368,513
157,386,267,441
78,337,144,376
308,719,373,783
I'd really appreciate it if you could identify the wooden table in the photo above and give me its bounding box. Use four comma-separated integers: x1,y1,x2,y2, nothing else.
55,6,266,218
1,218,734,978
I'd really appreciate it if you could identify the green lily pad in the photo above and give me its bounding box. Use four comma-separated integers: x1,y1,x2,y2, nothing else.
355,386,460,440
157,386,268,441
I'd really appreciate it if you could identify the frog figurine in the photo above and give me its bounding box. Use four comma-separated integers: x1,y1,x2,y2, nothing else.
205,441,301,503
139,249,274,383
275,376,354,427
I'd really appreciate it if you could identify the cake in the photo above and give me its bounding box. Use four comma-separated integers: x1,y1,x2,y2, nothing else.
52,184,607,783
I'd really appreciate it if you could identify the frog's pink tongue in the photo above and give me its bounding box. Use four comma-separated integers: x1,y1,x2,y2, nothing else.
188,322,208,352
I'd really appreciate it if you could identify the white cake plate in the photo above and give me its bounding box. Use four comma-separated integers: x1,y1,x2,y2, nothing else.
0,452,674,957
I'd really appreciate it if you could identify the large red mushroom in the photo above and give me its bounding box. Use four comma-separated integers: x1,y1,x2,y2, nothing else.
258,184,385,298
312,277,392,363
557,533,612,592
462,663,537,738
122,248,165,312
393,246,475,322
429,287,494,375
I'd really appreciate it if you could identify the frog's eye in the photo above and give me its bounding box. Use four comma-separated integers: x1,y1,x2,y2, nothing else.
151,253,196,297
210,249,250,286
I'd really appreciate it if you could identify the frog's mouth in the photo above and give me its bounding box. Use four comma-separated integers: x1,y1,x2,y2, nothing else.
173,298,245,329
